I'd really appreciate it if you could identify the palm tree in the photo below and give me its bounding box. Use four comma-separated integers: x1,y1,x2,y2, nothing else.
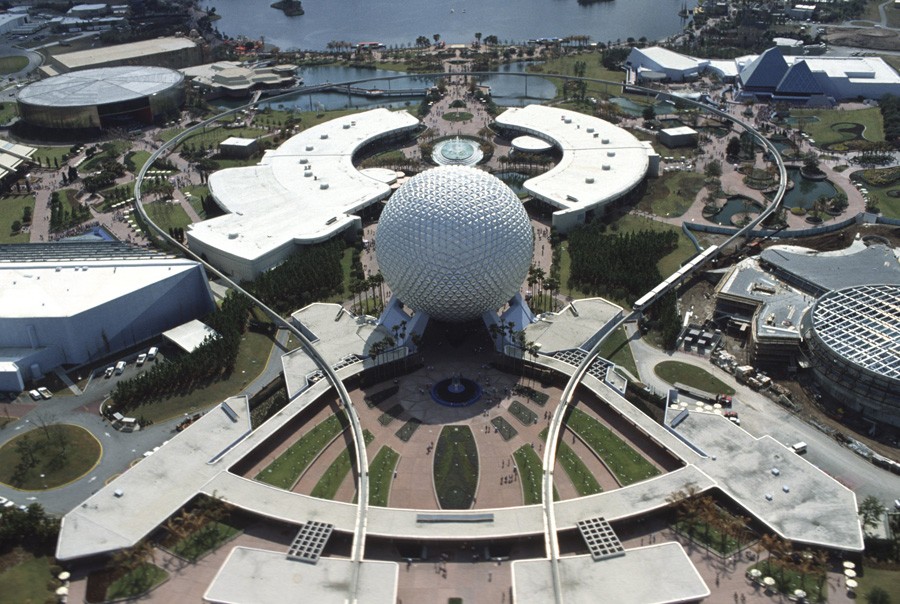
759,533,778,576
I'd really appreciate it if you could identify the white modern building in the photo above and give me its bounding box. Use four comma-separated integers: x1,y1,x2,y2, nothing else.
0,13,28,34
0,242,214,387
187,108,420,282
495,105,657,233
625,46,707,83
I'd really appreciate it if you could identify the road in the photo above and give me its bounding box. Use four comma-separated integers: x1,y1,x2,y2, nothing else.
626,325,900,507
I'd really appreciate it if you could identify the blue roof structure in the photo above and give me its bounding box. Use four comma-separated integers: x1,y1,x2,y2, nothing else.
776,61,824,97
739,48,788,92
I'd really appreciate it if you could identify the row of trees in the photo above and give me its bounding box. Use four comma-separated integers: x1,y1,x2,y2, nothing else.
244,239,344,313
110,292,252,411
526,265,561,314
0,503,60,553
667,486,751,556
880,94,900,145
83,157,126,193
49,190,91,233
567,224,679,303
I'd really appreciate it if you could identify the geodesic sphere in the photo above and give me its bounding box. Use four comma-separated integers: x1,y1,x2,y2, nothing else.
376,166,533,322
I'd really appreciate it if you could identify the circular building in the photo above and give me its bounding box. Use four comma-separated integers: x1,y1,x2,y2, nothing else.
17,66,184,131
803,284,900,427
376,166,533,323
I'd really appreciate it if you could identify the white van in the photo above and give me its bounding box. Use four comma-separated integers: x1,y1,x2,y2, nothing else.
791,442,807,455
147,347,158,360
114,361,126,375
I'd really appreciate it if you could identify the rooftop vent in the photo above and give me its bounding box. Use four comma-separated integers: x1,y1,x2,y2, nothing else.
228,232,238,239
601,138,610,144
299,158,308,164
342,123,351,129
602,164,611,171
305,145,314,151
586,127,595,133
320,134,329,140
607,151,616,157
585,177,595,184
320,183,329,190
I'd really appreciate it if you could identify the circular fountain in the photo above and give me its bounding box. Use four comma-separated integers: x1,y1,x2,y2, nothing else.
432,136,484,166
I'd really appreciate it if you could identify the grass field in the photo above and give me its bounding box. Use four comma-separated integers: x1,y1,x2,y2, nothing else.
0,194,35,243
0,56,28,74
443,111,473,122
513,444,545,505
256,414,346,489
0,102,17,124
368,446,400,506
125,150,153,174
433,425,479,509
851,168,900,219
792,107,885,146
857,567,900,603
0,424,101,489
639,171,706,218
144,200,193,232
491,416,519,441
0,551,56,604
310,429,374,500
527,51,625,101
182,184,212,219
654,360,735,396
133,330,277,423
597,326,638,378
33,146,71,168
566,407,660,486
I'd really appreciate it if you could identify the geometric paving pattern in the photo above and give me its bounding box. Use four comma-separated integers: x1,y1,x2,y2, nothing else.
577,517,625,561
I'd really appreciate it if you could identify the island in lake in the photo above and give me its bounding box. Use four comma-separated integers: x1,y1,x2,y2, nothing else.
271,0,304,16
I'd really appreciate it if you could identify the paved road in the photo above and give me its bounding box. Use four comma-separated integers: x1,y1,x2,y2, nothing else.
625,325,900,508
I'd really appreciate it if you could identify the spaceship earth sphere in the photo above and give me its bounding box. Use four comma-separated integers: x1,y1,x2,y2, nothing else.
376,166,533,322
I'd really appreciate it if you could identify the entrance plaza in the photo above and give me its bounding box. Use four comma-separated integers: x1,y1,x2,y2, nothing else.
55,291,863,603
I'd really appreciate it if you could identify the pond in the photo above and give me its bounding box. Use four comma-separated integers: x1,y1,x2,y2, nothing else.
778,167,838,210
495,171,530,194
479,62,557,106
708,196,763,226
609,97,676,117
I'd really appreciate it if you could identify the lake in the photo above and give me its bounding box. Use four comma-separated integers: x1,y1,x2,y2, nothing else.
204,0,690,52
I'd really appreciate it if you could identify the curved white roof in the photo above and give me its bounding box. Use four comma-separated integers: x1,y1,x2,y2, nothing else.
189,108,419,269
17,66,183,107
496,105,650,220
511,135,553,152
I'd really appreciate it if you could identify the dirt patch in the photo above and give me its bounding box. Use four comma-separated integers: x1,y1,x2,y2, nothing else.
824,27,900,51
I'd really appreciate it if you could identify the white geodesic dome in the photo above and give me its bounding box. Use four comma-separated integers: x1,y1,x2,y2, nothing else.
376,166,533,322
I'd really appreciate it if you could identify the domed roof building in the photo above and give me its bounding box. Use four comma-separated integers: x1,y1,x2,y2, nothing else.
376,166,533,323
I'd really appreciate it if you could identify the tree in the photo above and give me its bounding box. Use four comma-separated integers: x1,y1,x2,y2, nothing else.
474,32,482,46
704,159,722,178
866,587,891,604
642,105,656,122
859,495,886,531
484,34,499,46
433,33,441,46
416,35,429,47
726,137,741,158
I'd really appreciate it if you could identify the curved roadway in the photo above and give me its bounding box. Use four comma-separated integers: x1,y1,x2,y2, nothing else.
135,73,787,603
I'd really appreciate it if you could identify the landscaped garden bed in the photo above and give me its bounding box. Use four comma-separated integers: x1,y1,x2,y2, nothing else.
310,430,374,500
368,446,400,506
378,404,405,426
508,400,538,426
433,426,478,509
490,416,518,441
512,385,549,406
395,418,422,442
255,414,347,489
565,407,660,486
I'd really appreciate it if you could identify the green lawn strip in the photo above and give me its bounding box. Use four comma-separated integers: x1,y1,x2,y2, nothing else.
508,400,538,426
368,446,400,506
0,425,101,489
310,430,374,500
160,124,268,145
0,194,35,243
566,407,660,486
597,326,638,378
641,171,706,218
378,403,405,426
513,444,556,505
33,146,71,168
395,418,422,442
747,560,824,602
0,102,18,124
0,56,28,74
433,425,479,509
538,427,601,497
255,414,347,489
125,150,153,174
490,416,518,441
0,552,56,604
792,107,885,144
527,52,625,101
105,563,168,601
182,184,212,218
858,567,900,603
143,200,193,232
654,360,735,396
170,521,240,561
132,330,276,423
443,111,473,122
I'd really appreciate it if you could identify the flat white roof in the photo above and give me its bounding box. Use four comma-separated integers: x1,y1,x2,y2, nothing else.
786,55,900,84
496,105,649,217
162,319,219,353
0,258,199,319
637,46,706,72
660,126,698,137
204,548,398,604
18,66,183,108
513,545,709,604
52,36,196,70
220,137,257,147
188,108,419,264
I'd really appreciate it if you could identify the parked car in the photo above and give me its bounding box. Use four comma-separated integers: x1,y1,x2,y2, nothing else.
104,367,115,378
114,361,126,375
28,389,41,400
136,353,147,367
37,387,52,400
